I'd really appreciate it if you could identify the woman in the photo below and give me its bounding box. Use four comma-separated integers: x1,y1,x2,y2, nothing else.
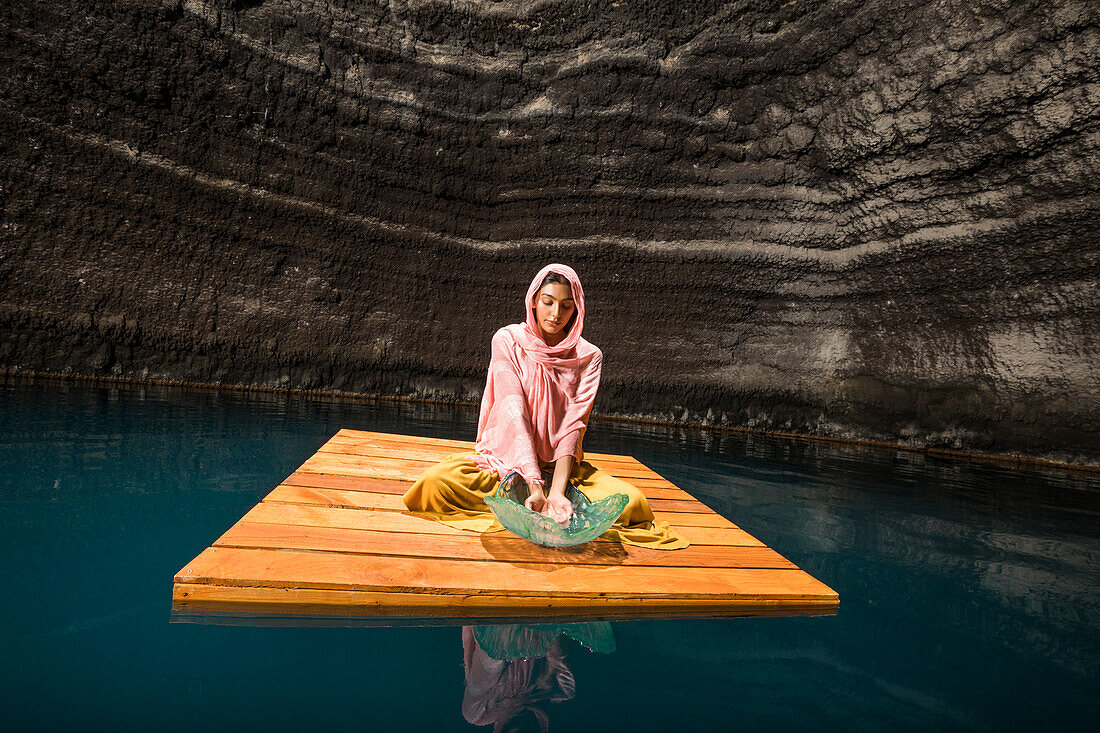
402,263,688,550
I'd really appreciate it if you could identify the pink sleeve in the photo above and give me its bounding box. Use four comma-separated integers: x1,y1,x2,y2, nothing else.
551,350,602,463
486,329,545,489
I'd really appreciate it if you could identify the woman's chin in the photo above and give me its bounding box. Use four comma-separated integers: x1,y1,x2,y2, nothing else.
539,328,564,345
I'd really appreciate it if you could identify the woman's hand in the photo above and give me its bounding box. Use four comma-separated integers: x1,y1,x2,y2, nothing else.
524,484,573,526
542,492,574,527
542,455,576,526
524,485,547,514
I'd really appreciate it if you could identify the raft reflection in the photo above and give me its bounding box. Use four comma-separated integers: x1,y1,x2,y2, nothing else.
462,623,615,732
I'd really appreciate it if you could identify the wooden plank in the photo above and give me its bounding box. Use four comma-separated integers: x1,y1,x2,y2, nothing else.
332,429,472,451
265,486,408,512
646,498,712,513
282,472,411,494
173,582,837,619
651,511,746,529
626,475,680,485
297,455,426,482
213,521,793,569
317,441,470,464
240,501,764,547
176,546,836,600
241,502,474,536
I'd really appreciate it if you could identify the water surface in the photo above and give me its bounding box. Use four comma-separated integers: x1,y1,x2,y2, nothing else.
1,381,1096,731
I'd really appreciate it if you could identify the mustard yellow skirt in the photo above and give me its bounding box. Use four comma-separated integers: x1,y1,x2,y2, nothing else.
402,452,689,550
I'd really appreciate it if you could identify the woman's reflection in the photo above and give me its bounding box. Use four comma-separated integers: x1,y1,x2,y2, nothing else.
461,623,614,732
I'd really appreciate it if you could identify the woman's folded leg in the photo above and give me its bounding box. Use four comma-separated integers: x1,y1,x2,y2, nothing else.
402,452,506,532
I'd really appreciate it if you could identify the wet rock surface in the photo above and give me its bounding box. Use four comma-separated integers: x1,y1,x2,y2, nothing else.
1,0,1098,462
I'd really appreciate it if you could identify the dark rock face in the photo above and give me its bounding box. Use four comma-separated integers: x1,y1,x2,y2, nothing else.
1,0,1098,462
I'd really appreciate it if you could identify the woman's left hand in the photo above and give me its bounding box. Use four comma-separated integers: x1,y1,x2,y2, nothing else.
542,492,574,527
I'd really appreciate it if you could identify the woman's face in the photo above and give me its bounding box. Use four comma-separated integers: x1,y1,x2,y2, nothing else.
533,281,575,346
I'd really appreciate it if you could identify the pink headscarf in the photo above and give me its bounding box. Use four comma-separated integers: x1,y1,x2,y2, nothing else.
471,264,603,491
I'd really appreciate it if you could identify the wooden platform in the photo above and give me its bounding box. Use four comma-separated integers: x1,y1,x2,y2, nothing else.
172,429,839,622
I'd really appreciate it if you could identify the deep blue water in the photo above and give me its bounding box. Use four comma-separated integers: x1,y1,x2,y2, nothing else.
0,380,1097,731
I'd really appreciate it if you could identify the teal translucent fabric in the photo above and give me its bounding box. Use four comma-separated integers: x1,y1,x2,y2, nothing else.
472,622,616,660
485,469,628,547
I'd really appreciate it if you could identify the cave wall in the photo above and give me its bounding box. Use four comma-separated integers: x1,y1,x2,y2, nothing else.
1,0,1098,462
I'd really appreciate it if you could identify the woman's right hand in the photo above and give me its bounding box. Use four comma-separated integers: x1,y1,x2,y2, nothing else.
524,486,547,514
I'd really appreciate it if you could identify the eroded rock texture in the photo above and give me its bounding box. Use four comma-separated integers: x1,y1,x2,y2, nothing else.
1,1,1098,461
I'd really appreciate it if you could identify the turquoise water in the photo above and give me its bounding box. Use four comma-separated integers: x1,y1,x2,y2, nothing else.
1,380,1097,731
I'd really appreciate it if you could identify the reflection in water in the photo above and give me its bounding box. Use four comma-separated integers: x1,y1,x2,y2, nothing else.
462,623,614,732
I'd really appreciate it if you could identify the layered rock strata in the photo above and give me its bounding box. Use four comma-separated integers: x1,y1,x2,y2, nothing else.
1,0,1098,461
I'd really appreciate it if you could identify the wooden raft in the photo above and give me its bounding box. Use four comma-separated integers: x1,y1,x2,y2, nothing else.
172,429,839,621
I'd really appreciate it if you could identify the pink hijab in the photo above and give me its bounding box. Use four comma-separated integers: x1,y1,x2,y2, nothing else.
471,264,603,491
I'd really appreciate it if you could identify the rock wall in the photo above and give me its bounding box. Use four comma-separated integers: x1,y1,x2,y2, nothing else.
1,0,1098,462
